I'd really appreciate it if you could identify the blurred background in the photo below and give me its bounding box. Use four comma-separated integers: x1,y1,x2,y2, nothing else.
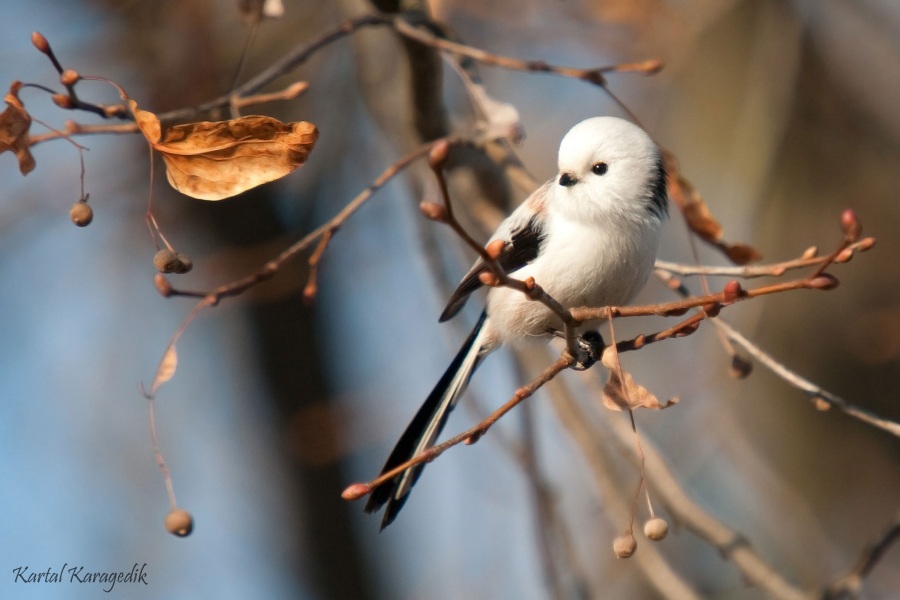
1,1,898,598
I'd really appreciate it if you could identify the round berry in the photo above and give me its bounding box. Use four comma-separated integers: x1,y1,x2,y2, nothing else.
643,517,669,541
153,249,179,273
164,508,193,537
69,202,93,227
613,532,636,558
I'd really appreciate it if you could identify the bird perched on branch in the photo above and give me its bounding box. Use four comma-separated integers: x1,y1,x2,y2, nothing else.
365,116,668,528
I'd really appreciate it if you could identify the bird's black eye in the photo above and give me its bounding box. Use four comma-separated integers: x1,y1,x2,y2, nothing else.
591,162,608,176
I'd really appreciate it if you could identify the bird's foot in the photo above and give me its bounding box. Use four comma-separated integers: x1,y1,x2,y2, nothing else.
570,330,604,371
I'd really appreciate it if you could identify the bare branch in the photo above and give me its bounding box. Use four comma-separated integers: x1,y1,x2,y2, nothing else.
343,355,571,501
821,510,900,599
715,319,900,438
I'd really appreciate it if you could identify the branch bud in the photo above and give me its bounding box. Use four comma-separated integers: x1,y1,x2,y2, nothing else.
52,93,74,109
154,274,173,297
341,483,372,501
485,239,505,260
702,302,721,318
834,247,854,263
801,245,818,259
857,237,876,251
722,280,744,303
31,31,50,54
418,201,447,222
808,273,839,290
60,69,80,87
428,139,451,170
465,432,482,445
840,209,861,241
637,59,664,75
478,271,499,286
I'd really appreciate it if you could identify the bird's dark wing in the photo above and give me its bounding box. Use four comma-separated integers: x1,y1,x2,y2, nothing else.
439,213,546,322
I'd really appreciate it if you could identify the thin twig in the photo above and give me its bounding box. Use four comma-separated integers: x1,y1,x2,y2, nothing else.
821,510,900,599
393,18,661,87
558,370,809,600
344,356,571,500
654,238,874,278
426,141,582,355
715,319,900,438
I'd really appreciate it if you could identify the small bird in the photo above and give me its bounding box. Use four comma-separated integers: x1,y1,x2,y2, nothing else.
365,116,668,528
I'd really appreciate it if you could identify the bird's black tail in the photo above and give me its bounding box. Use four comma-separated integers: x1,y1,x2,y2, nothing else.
364,311,489,529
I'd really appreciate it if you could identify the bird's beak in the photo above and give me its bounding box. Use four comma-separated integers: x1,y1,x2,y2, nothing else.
558,172,578,187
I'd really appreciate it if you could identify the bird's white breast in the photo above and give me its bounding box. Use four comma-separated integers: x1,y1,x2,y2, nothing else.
484,211,660,346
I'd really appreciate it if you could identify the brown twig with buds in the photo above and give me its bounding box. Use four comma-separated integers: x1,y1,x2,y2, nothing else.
423,139,584,358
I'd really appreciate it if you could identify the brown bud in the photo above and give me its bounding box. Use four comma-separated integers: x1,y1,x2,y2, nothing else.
808,273,839,290
427,139,451,170
674,321,700,337
666,276,683,290
613,533,636,558
478,271,499,286
834,248,854,263
31,32,50,53
801,246,818,259
643,517,669,541
729,355,753,379
52,94,74,109
840,209,861,240
341,483,372,501
69,201,93,227
419,201,447,222
485,239,506,260
60,69,80,87
164,508,194,537
153,249,179,273
814,398,831,411
103,104,129,118
302,282,317,305
637,59,664,75
702,302,721,318
857,237,876,251
154,274,173,297
722,280,744,303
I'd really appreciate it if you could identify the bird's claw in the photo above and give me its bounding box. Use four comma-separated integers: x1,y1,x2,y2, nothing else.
570,330,604,371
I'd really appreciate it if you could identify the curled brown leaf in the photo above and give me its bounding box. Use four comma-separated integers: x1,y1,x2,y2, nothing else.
663,150,762,265
127,99,317,200
0,82,35,175
601,347,678,411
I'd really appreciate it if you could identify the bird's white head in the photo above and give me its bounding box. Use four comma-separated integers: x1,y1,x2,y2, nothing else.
555,116,667,223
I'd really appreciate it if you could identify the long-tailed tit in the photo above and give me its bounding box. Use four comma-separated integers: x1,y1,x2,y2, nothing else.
365,116,668,528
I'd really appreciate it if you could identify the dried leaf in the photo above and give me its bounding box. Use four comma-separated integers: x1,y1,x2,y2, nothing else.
0,82,35,175
127,99,317,200
601,348,678,411
149,345,178,397
663,150,762,265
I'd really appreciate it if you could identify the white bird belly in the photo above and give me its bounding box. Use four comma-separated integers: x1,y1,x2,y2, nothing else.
484,216,659,345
